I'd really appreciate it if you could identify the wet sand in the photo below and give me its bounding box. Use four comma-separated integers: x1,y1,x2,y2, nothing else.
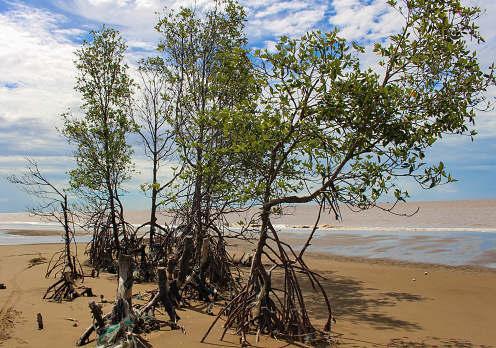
1,243,495,348
2,200,496,267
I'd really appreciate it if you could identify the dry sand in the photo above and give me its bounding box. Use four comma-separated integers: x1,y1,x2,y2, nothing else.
1,242,495,348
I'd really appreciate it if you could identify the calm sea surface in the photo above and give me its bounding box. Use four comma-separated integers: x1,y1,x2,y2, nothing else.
1,199,495,268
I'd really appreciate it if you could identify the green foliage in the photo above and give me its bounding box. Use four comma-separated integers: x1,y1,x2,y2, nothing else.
60,26,135,195
224,0,494,211
156,0,256,113
154,0,262,222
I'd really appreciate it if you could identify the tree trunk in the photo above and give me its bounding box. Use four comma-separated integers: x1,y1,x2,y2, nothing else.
109,187,120,254
117,254,134,307
88,300,105,328
150,146,159,248
62,195,74,275
199,237,210,284
177,237,193,287
150,194,157,248
157,267,179,322
111,254,134,325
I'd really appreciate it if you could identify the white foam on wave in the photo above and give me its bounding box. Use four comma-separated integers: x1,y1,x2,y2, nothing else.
283,225,496,233
0,221,60,226
4,220,495,234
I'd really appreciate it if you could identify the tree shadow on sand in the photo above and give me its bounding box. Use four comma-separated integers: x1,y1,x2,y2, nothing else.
268,270,494,348
387,337,493,348
269,268,427,331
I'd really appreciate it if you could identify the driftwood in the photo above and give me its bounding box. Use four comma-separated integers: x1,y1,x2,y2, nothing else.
76,234,232,346
43,271,94,302
139,267,180,326
77,255,135,347
78,253,183,346
76,301,111,346
89,300,105,328
76,310,112,346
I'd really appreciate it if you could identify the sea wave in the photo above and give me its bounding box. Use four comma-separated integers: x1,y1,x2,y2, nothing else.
271,224,496,233
0,221,60,226
2,221,496,233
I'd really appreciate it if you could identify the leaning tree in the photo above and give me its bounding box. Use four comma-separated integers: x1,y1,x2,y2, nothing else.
5,157,86,301
203,0,495,345
60,26,137,269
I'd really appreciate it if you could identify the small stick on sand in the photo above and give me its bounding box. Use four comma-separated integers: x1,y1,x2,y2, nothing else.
37,313,43,330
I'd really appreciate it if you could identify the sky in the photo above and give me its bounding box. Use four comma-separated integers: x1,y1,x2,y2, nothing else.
0,0,495,213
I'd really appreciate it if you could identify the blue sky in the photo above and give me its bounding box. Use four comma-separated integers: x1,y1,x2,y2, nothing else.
1,0,495,213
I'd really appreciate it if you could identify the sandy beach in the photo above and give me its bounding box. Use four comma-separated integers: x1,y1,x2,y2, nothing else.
1,242,495,348
1,201,496,347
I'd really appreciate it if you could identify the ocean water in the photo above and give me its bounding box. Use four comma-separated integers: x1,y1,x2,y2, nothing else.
0,230,93,245
0,221,93,245
277,228,496,268
1,199,495,268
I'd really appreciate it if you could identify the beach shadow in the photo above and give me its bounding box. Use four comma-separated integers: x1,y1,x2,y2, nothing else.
381,292,428,302
136,337,153,348
387,337,494,348
183,301,215,316
269,269,424,331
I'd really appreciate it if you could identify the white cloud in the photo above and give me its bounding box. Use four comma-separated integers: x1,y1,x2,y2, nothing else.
253,1,309,18
242,0,329,40
52,0,164,45
249,9,327,38
263,40,278,53
0,0,495,212
0,3,80,125
328,0,402,43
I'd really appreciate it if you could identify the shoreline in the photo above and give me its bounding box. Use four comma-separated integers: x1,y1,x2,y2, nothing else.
3,224,496,235
1,243,495,347
1,229,92,236
2,226,496,269
2,198,496,228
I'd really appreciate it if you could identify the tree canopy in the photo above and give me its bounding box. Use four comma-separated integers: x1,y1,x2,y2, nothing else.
60,26,136,258
203,0,496,344
154,0,261,238
224,0,495,212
